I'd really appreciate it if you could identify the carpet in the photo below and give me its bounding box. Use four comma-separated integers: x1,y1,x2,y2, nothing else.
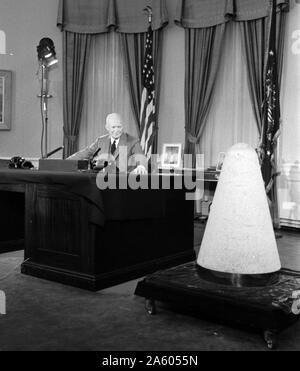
0,229,299,351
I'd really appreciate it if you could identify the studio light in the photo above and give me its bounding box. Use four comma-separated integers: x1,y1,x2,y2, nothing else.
37,37,58,67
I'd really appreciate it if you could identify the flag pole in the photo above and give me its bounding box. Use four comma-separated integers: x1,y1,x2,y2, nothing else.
140,5,156,162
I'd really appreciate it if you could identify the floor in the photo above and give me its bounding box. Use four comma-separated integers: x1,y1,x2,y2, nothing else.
0,226,299,351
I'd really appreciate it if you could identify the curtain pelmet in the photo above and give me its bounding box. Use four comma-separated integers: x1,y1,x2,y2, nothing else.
175,0,289,29
57,0,168,34
175,0,235,28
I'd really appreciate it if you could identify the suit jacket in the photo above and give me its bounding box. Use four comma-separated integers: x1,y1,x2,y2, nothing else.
67,133,147,171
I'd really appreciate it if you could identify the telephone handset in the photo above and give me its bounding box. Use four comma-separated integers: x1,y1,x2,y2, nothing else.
8,156,34,169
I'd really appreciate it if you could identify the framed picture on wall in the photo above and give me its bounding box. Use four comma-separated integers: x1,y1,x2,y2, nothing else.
161,143,182,169
0,70,12,130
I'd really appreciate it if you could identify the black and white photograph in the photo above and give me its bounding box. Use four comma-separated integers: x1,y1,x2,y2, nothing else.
161,143,182,168
0,0,299,357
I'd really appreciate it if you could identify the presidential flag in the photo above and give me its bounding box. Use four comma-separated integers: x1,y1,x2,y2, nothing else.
260,0,281,202
140,24,156,160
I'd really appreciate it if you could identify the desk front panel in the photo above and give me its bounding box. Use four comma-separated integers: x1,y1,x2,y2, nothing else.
25,184,91,272
0,170,196,289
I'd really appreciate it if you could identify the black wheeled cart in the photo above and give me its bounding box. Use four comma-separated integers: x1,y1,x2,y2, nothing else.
135,262,300,349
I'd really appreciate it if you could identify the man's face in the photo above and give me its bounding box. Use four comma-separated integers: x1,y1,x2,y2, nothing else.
106,115,123,139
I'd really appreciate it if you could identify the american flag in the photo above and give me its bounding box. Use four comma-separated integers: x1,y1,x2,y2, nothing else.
260,0,281,199
140,24,156,160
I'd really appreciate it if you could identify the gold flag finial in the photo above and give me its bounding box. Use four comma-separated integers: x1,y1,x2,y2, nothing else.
143,5,152,24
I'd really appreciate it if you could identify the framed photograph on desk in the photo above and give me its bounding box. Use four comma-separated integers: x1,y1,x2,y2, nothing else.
161,143,182,169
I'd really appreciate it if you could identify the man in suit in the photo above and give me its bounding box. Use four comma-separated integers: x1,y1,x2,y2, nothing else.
67,113,147,174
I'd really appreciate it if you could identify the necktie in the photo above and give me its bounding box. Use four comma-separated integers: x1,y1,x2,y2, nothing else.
111,140,117,154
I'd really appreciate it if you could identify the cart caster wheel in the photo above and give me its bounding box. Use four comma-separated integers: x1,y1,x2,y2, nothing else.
145,299,156,315
263,330,276,350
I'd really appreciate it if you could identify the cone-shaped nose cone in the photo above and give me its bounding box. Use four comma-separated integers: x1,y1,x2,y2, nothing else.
197,143,281,274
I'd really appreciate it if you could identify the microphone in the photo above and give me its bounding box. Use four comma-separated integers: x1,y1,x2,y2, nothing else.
92,147,101,159
46,146,64,158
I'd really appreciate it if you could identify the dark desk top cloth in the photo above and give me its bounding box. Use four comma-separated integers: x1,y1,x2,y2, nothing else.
0,170,193,225
0,168,104,226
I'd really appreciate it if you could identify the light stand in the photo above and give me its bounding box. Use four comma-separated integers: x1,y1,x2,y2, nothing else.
37,38,61,159
38,63,52,158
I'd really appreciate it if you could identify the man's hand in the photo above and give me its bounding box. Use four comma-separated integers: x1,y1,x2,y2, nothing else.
132,165,147,175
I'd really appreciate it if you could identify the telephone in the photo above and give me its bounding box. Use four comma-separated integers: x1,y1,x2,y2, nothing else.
8,156,34,169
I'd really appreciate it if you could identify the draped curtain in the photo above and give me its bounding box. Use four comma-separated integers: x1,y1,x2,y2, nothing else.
79,32,138,150
62,31,91,158
175,0,234,162
199,22,259,167
184,24,226,161
57,0,168,157
239,8,288,136
175,0,289,224
175,0,289,161
239,6,288,227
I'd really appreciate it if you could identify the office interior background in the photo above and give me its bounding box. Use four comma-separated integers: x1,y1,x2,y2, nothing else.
0,0,299,227
0,0,299,352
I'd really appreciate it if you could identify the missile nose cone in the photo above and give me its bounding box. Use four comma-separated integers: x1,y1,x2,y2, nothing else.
197,143,281,278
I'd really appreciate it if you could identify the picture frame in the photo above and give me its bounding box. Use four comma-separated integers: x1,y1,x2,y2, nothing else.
0,70,12,130
161,143,182,169
216,152,226,171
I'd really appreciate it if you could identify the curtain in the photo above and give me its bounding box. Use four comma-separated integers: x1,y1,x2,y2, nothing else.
184,24,226,161
239,7,288,227
62,31,91,157
175,0,289,161
79,32,137,149
200,22,258,167
120,30,163,153
239,19,266,135
239,10,288,136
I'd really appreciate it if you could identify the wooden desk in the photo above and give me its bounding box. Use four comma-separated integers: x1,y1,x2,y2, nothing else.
0,169,195,290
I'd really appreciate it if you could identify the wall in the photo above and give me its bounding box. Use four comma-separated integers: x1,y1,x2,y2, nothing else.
0,0,63,159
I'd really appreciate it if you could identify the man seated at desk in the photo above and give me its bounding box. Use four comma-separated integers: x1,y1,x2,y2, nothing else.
67,113,147,174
